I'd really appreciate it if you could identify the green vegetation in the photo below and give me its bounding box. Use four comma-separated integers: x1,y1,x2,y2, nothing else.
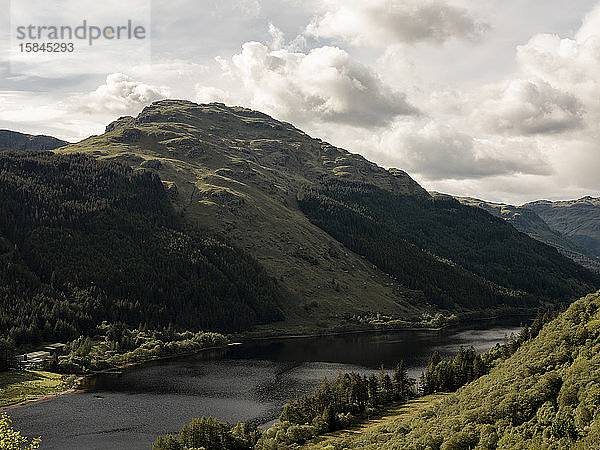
302,394,448,449
420,310,557,395
153,418,262,450
457,195,600,272
0,413,40,449
0,129,68,152
298,179,599,311
0,370,74,407
54,323,228,374
308,290,600,449
0,151,285,349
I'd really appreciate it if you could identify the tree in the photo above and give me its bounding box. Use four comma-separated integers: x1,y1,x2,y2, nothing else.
0,339,15,372
0,413,41,450
392,361,412,402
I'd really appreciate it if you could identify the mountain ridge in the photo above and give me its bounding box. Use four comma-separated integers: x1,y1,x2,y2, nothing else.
0,129,69,151
51,99,599,332
456,195,600,272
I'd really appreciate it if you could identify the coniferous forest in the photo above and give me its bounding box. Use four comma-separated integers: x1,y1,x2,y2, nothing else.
298,179,599,310
0,151,284,348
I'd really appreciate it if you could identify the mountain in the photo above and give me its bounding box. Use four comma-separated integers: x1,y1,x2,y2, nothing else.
0,130,69,151
322,289,600,448
525,197,600,265
457,196,600,272
52,99,598,332
0,151,284,347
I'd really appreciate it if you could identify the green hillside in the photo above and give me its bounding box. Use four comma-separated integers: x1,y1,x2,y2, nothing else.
53,100,598,330
310,290,600,449
0,130,68,151
525,197,600,266
0,151,284,347
299,180,598,311
457,196,600,272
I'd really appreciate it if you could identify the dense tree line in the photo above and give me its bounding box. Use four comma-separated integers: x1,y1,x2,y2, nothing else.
321,291,600,449
298,179,599,310
153,361,416,449
152,311,557,449
0,152,284,351
47,322,228,374
421,311,557,395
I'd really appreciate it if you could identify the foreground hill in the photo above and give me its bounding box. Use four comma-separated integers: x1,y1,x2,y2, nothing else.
312,290,600,449
57,100,598,331
0,130,68,151
458,196,600,272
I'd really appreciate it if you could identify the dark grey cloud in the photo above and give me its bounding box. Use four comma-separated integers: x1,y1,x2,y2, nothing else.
378,122,553,180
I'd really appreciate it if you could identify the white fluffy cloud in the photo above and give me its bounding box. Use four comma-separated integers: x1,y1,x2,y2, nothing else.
66,73,169,115
305,0,487,46
517,7,600,115
210,42,417,127
469,79,584,135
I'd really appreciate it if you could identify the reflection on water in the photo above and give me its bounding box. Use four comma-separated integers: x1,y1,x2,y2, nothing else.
5,324,523,450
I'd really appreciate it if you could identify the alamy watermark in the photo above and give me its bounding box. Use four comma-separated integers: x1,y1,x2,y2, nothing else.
8,0,152,76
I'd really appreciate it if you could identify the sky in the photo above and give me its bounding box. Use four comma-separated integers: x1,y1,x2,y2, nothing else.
1,0,599,204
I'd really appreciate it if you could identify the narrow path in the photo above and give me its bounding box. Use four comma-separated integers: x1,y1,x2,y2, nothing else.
302,393,449,449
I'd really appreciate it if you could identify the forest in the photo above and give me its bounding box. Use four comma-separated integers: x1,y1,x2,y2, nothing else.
0,152,284,350
298,179,599,311
314,290,600,449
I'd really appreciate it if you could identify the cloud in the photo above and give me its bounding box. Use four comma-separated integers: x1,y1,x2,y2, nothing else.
305,0,487,46
218,41,417,127
469,79,584,135
65,73,169,114
515,4,600,118
374,120,552,180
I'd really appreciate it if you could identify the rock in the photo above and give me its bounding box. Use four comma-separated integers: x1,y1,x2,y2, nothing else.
141,159,162,170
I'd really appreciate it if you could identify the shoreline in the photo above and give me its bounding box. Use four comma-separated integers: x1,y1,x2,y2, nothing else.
237,312,532,341
1,312,532,410
1,342,238,411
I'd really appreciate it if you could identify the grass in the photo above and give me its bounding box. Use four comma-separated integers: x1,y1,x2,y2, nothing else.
301,393,449,449
0,370,76,408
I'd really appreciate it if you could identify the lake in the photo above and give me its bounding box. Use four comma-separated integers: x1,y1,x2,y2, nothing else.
5,324,523,449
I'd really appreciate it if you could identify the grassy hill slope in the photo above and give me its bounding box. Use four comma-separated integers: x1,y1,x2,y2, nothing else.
316,290,600,449
0,130,68,151
457,196,600,272
60,100,439,331
58,100,599,330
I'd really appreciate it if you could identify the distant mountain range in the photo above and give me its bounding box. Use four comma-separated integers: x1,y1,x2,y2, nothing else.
0,100,598,339
0,129,69,151
456,196,600,272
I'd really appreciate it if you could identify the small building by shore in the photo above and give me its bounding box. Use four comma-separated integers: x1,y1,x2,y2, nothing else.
18,343,66,368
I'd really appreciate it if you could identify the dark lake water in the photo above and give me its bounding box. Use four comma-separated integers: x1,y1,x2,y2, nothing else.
4,324,523,449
